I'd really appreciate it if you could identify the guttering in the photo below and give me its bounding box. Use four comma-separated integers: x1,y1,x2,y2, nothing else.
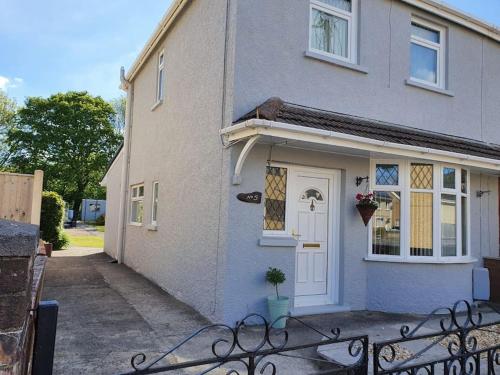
125,0,189,81
400,0,500,42
221,119,500,171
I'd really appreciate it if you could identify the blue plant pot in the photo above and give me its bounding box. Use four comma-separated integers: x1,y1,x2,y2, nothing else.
267,296,289,329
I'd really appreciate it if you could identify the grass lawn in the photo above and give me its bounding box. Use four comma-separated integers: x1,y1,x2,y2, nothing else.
66,233,104,248
94,225,105,233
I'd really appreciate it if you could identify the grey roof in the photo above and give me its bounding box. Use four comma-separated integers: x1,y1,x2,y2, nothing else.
236,97,500,161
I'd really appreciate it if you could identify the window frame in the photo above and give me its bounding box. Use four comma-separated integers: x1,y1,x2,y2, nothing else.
308,0,358,64
263,163,291,236
151,181,159,226
156,50,165,103
369,160,470,262
130,183,145,225
410,18,446,89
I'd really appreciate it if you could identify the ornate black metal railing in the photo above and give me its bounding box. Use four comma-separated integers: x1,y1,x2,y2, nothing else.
119,314,368,375
373,300,500,375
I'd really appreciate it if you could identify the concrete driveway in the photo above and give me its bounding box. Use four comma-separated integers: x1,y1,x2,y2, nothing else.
43,248,209,374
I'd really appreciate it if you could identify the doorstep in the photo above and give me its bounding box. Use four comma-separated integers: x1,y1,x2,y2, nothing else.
290,304,351,317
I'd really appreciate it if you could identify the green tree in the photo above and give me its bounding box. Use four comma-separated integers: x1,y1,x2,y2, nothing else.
109,95,126,133
0,90,17,167
7,91,122,223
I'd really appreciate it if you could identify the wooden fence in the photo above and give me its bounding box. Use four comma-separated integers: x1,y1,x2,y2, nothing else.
0,171,43,225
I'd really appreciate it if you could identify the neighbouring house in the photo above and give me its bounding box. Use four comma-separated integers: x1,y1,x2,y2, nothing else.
101,0,500,324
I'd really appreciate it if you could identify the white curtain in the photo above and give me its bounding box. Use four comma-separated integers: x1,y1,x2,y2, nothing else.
311,8,348,58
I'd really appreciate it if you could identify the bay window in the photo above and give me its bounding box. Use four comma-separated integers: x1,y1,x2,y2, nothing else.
309,0,357,63
370,160,470,261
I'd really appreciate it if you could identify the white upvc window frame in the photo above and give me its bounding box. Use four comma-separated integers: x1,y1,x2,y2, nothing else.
369,160,470,263
151,181,159,226
410,17,446,89
309,0,358,64
130,183,145,225
156,50,165,103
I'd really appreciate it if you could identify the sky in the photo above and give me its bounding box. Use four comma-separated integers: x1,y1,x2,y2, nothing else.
1,0,499,104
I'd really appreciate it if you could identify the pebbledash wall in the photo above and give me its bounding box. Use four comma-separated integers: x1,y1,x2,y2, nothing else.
104,0,500,324
118,0,233,322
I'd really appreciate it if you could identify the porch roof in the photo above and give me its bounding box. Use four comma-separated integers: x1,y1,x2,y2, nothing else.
236,98,500,162
222,98,500,184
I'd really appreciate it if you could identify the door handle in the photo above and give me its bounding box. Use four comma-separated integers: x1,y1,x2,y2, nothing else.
291,229,302,239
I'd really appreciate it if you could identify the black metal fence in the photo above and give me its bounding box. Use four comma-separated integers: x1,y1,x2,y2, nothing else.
373,300,500,375
119,301,499,375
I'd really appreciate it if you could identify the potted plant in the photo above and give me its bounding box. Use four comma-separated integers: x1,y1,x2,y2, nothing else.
355,192,378,226
266,267,289,329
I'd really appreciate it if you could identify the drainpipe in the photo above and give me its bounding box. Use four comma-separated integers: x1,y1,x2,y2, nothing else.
116,67,134,264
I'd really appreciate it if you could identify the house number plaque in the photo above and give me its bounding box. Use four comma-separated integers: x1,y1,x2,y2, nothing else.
237,192,262,204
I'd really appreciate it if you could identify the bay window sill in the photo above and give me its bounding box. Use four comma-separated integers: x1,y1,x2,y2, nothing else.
405,79,455,97
259,236,298,247
364,256,477,265
305,51,368,74
146,224,158,231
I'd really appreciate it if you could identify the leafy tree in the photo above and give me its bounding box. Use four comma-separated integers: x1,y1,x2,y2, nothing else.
7,91,122,223
109,95,126,133
0,90,17,167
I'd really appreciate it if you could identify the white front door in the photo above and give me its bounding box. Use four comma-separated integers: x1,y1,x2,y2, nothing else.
291,170,334,307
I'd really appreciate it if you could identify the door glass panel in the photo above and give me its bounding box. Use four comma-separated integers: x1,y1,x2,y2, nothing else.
441,194,457,256
301,188,324,201
410,192,433,256
411,163,433,189
311,8,349,58
264,167,287,231
372,191,401,255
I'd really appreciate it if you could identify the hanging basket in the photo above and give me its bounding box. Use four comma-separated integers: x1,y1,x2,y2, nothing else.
356,204,377,226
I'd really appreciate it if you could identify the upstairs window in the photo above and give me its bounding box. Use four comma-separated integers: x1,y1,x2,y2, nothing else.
410,19,445,88
156,51,165,102
309,0,357,63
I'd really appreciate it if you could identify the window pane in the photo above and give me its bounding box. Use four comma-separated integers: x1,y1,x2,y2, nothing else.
442,167,456,189
159,53,164,66
410,192,433,256
376,164,399,186
461,196,467,256
131,200,144,223
152,183,159,222
461,169,468,194
264,166,287,231
318,0,352,11
311,8,348,58
441,194,457,256
411,23,440,43
138,186,144,197
132,187,137,198
372,191,401,256
411,43,438,84
411,163,433,189
158,68,164,100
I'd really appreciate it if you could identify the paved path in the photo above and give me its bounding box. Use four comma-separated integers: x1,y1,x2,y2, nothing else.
43,248,209,374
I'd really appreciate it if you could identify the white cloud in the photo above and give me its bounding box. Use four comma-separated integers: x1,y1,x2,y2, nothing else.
0,76,24,91
0,76,9,90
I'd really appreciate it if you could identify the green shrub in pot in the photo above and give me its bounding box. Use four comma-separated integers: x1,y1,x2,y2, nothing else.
265,267,289,329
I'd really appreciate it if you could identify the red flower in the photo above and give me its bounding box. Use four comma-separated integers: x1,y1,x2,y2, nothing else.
355,193,364,201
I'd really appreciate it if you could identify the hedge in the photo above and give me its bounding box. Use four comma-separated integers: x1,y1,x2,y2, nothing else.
40,191,69,250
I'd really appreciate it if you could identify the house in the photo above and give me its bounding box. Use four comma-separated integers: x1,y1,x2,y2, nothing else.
101,0,500,324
